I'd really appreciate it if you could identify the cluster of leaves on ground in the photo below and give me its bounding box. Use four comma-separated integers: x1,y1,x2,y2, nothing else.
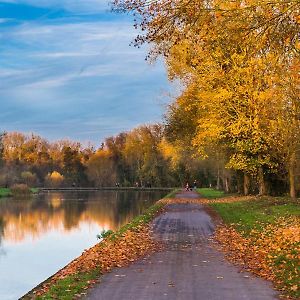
212,197,300,299
159,195,254,206
25,203,165,300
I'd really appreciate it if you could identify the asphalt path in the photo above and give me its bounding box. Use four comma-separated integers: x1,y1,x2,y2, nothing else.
86,190,278,300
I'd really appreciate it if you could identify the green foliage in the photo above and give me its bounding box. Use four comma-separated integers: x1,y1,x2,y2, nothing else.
30,188,39,194
97,229,114,240
0,187,38,198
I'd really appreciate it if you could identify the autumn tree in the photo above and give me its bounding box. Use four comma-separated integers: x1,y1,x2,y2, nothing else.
114,0,299,196
45,171,65,188
105,133,128,184
86,150,116,187
62,146,87,186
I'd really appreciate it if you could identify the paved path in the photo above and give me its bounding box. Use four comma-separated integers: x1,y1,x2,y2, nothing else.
86,191,278,300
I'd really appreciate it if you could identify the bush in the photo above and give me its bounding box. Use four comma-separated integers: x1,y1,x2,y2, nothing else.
21,171,38,187
11,184,31,197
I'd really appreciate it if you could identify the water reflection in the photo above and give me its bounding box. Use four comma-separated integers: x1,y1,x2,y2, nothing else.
0,191,162,244
0,190,165,300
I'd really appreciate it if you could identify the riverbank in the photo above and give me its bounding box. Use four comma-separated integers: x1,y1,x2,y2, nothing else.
0,188,12,197
0,187,39,197
23,190,299,300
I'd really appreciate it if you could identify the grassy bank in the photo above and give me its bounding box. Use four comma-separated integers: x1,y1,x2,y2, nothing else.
30,188,39,194
197,188,226,199
210,196,300,299
0,187,39,198
24,195,168,300
0,188,12,197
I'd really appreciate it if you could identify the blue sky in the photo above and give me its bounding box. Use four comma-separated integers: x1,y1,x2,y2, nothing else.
0,0,171,146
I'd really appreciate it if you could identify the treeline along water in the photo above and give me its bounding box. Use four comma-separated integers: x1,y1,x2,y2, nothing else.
0,190,166,300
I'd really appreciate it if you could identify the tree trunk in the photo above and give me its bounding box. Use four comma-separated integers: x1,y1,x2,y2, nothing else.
258,166,267,196
224,177,230,193
216,166,221,190
243,173,250,196
223,170,230,193
289,152,296,199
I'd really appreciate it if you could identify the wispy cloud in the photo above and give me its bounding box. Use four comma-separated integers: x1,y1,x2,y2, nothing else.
0,18,13,23
0,3,171,144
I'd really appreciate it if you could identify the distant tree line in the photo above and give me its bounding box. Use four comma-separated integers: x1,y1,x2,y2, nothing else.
0,127,218,189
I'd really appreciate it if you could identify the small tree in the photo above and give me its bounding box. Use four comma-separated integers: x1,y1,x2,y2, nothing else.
45,171,64,188
21,171,38,187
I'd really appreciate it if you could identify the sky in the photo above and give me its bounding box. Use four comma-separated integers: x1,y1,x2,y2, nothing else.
0,0,172,146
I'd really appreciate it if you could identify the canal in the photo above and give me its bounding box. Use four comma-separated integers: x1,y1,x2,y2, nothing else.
0,190,167,300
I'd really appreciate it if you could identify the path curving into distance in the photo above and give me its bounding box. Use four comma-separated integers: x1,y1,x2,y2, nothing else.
86,190,279,300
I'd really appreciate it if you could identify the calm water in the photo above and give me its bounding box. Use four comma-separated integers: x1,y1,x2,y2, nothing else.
0,190,166,300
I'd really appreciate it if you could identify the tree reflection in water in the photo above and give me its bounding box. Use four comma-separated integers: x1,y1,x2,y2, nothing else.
0,190,165,244
0,190,166,300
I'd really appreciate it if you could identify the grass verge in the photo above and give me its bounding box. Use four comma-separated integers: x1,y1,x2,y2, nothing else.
197,188,226,199
210,196,300,234
210,196,300,299
36,270,99,300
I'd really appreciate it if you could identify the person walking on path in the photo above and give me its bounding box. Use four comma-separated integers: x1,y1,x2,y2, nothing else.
193,180,197,190
185,182,190,191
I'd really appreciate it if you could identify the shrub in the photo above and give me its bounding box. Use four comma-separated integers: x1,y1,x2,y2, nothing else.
21,171,38,187
11,183,31,197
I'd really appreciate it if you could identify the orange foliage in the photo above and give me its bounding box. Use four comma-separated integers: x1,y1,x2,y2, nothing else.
215,218,300,298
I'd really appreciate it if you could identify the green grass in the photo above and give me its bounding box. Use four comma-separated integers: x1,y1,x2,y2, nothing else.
209,196,300,234
197,188,226,199
36,269,99,300
0,188,12,197
30,188,39,194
